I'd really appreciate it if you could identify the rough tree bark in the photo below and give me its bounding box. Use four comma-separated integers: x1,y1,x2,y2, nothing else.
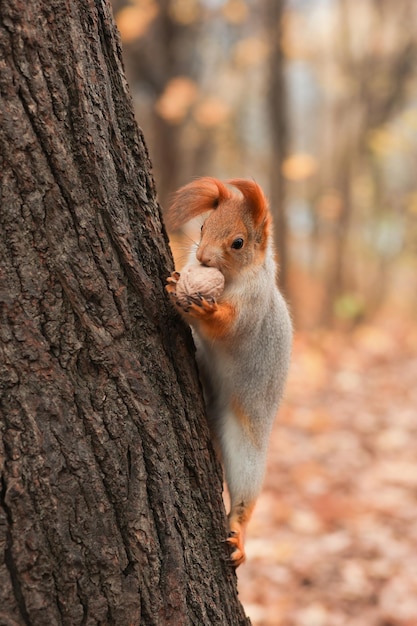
0,1,250,624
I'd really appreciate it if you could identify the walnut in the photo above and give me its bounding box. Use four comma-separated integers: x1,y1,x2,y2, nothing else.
176,265,225,304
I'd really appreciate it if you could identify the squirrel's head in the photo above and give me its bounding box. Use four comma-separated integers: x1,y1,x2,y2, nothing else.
165,177,271,280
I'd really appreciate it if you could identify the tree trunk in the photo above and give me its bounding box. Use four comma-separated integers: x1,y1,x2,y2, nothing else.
267,0,289,295
0,1,250,624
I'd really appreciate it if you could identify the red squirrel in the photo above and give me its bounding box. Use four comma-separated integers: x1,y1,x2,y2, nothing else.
165,177,292,566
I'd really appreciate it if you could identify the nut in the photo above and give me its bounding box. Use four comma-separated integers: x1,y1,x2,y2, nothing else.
176,265,225,304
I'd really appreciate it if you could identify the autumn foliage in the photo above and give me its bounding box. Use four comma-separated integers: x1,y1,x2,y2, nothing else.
239,318,417,625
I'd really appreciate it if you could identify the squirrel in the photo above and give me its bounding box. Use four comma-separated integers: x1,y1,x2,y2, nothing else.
165,177,292,566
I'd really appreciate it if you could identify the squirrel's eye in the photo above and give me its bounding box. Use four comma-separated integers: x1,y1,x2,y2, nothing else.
231,238,244,250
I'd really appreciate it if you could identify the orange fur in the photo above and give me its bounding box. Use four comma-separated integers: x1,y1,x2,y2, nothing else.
231,396,259,447
227,179,271,251
227,501,256,566
192,301,236,340
227,179,268,225
165,177,231,230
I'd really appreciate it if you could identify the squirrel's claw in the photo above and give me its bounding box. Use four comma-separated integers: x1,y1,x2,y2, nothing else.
165,284,177,296
167,271,181,283
165,271,180,293
185,294,218,317
225,531,246,567
225,515,249,567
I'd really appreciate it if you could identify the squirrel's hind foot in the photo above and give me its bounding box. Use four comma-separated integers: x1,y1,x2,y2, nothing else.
226,528,246,567
226,501,256,567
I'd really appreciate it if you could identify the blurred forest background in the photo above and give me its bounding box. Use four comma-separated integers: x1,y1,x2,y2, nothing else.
112,0,417,330
111,1,417,624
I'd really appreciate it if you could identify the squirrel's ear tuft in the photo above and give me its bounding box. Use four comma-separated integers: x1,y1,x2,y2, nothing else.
227,179,269,228
165,177,231,230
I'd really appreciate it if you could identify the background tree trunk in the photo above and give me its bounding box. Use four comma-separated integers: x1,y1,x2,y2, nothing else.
267,0,289,296
0,1,250,624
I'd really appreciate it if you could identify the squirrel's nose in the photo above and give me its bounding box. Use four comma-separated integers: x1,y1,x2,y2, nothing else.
196,245,215,267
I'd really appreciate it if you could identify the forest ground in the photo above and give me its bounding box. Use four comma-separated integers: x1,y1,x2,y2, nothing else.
237,314,417,626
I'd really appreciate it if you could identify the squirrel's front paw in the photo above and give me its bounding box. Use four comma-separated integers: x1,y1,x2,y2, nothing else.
165,272,183,304
166,272,218,318
165,271,181,294
172,292,218,318
182,293,218,317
